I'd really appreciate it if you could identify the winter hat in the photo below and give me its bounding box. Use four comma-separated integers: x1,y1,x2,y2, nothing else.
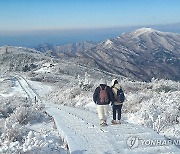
99,78,107,85
111,79,118,87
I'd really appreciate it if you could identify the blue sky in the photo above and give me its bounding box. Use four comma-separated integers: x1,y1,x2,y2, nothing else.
0,0,180,31
0,0,180,47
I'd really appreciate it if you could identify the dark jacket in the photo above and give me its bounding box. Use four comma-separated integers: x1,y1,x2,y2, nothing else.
93,84,114,105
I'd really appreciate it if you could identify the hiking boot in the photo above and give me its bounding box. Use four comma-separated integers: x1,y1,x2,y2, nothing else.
117,120,121,124
100,120,104,125
100,121,108,126
103,120,108,125
111,120,117,124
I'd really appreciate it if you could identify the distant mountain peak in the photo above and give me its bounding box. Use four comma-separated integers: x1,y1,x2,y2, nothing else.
99,39,115,48
105,39,113,45
133,27,157,36
135,27,154,32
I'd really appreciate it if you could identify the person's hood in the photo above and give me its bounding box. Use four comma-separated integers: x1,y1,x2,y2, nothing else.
111,79,117,87
99,78,107,85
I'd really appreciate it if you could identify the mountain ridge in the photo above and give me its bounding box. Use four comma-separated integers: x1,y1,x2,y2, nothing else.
82,28,180,81
1,28,180,81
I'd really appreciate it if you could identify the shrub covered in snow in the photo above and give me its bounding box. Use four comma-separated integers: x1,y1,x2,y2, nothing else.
0,128,65,154
0,95,54,153
1,119,25,143
122,78,180,138
0,96,65,153
22,130,64,153
77,72,94,91
0,97,28,118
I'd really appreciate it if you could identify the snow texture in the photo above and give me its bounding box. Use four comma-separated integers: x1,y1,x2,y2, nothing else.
0,65,180,153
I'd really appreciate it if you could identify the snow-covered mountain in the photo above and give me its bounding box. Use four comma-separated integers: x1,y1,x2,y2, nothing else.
0,45,119,82
1,28,180,82
35,43,57,53
115,27,180,53
35,41,96,56
34,28,180,81
81,28,180,81
56,41,95,53
0,46,50,72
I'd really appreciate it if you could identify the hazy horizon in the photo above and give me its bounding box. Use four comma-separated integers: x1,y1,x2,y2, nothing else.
0,23,180,48
0,0,180,47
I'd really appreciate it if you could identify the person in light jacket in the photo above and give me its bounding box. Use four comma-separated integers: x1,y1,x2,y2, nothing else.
111,79,124,124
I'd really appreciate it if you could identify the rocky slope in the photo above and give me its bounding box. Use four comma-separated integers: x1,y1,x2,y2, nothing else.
81,28,180,81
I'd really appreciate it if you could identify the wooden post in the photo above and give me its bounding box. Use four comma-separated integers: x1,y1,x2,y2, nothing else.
35,96,37,103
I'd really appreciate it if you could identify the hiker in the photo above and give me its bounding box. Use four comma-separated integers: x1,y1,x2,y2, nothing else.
111,79,125,124
93,78,114,126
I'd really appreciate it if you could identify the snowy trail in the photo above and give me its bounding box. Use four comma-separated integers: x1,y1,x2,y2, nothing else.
14,75,38,102
14,74,42,103
16,75,180,154
46,104,179,154
46,106,117,153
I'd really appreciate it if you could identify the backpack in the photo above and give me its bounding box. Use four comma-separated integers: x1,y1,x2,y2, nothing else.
99,86,109,104
115,88,125,103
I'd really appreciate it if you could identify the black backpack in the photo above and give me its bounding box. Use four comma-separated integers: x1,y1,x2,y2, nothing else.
115,88,125,103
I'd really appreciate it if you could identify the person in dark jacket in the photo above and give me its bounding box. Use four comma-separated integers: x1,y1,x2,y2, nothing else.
93,78,114,126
